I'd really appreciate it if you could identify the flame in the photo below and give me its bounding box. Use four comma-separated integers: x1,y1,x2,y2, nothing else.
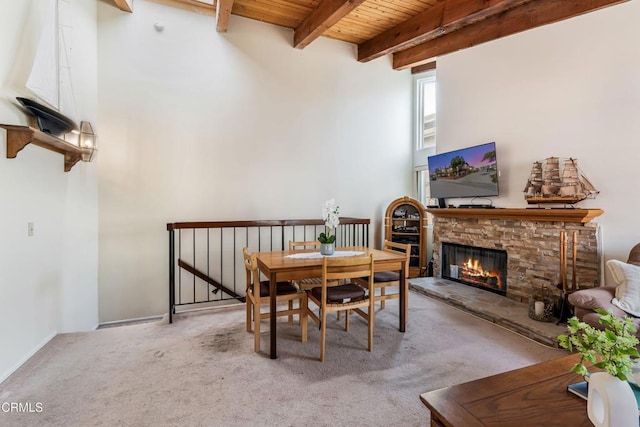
459,257,502,289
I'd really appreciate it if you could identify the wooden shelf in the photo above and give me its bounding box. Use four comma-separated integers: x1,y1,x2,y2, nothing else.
385,196,428,278
426,208,604,223
1,124,82,172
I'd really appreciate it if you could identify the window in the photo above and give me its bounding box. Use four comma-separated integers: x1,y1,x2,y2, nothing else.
417,75,436,151
413,71,437,206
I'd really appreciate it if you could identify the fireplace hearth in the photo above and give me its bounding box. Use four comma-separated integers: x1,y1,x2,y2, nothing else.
441,242,507,296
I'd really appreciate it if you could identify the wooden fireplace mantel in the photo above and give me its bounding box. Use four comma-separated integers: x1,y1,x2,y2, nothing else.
425,208,604,223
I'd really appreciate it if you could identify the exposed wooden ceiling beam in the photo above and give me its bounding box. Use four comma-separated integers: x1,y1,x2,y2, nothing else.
113,0,133,12
151,0,215,17
411,61,436,74
216,0,234,32
393,0,629,70
358,0,533,63
294,0,366,49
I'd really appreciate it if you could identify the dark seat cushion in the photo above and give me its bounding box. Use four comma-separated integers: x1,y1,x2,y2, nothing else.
311,283,365,303
259,281,299,297
373,271,399,283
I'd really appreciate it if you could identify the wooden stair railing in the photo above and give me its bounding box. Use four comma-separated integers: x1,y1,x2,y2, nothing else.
167,218,370,323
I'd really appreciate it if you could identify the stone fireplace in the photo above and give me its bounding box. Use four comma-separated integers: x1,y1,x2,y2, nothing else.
441,242,507,296
427,208,603,304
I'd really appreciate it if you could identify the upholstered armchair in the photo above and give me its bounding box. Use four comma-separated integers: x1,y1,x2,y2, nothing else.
568,243,640,334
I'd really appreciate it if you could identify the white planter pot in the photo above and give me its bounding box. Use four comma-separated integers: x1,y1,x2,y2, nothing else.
320,243,335,256
587,371,637,427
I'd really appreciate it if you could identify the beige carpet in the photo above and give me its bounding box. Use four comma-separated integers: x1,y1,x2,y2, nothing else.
0,291,564,426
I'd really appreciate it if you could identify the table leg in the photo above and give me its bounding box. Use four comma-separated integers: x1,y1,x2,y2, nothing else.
269,272,277,359
400,264,407,332
430,414,446,427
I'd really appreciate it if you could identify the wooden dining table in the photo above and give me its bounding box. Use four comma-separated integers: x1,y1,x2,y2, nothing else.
255,246,408,359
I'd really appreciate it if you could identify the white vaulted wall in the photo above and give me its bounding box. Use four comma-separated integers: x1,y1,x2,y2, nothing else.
0,0,98,382
97,1,413,321
435,1,640,270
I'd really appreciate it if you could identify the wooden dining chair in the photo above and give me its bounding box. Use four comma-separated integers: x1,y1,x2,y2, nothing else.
288,239,343,318
306,254,375,362
356,240,410,311
243,247,308,352
288,240,339,290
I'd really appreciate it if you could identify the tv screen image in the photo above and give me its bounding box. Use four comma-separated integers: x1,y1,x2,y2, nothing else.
428,142,499,200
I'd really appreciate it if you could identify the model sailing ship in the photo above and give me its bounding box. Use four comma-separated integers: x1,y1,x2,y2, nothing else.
16,0,78,137
524,157,599,205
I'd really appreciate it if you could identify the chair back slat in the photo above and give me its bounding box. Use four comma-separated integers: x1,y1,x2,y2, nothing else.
323,255,374,282
289,240,321,251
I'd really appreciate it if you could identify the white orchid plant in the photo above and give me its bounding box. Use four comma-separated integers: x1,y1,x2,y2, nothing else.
319,198,340,244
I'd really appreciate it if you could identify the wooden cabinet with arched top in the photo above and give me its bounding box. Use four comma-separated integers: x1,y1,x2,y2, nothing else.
384,196,428,278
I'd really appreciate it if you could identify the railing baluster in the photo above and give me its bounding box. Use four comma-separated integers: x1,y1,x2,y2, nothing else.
193,228,196,304
233,227,236,296
178,229,182,307
219,229,223,300
207,228,211,302
169,228,175,323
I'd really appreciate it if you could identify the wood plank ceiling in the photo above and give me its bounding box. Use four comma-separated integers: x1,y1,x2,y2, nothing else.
112,0,629,71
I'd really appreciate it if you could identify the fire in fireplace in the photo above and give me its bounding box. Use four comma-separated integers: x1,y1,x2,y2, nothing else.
441,242,507,296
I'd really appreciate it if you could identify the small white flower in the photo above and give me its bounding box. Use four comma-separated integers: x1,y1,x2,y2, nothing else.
322,198,340,229
319,199,340,243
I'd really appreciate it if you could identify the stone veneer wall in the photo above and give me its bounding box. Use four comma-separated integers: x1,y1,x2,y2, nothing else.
431,217,600,303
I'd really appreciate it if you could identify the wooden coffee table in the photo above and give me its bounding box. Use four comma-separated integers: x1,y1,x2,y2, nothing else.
420,354,592,426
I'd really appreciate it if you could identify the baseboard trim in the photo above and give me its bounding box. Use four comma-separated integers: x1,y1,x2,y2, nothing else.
98,302,244,328
0,331,57,384
174,301,242,314
97,315,164,329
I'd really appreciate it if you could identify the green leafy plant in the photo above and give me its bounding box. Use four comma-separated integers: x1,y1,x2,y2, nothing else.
558,308,640,380
318,232,335,244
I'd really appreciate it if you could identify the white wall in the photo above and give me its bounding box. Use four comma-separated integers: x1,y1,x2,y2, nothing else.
0,0,98,382
436,1,640,269
97,0,413,322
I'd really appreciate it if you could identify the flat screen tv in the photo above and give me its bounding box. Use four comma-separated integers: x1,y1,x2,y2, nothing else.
427,142,499,206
